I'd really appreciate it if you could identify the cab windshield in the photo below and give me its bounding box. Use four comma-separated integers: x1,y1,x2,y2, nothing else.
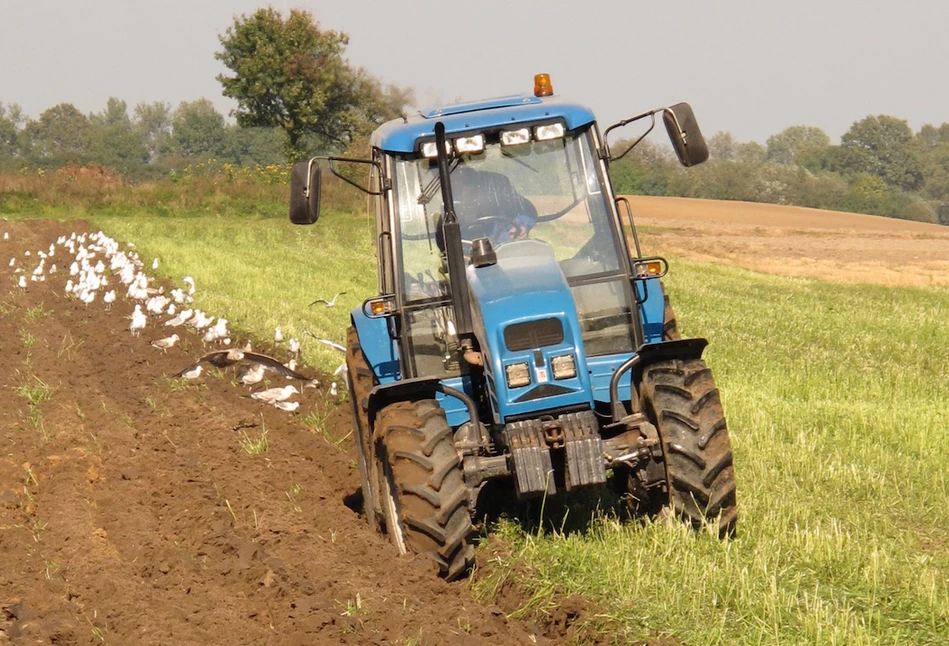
393,125,623,297
391,124,635,372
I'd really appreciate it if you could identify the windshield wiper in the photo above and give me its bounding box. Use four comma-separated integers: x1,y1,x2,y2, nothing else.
418,158,459,205
500,147,538,173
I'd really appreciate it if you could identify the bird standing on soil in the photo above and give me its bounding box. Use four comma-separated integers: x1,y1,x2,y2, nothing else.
179,364,203,380
274,326,284,343
165,309,193,327
238,363,266,387
151,334,180,352
250,385,298,405
129,305,147,336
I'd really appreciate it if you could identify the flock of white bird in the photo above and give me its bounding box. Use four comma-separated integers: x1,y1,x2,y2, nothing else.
9,228,338,413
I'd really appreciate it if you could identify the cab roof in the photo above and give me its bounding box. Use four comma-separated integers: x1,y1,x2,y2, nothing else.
371,93,597,154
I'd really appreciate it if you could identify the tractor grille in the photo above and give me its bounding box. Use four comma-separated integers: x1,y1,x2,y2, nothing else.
504,318,564,352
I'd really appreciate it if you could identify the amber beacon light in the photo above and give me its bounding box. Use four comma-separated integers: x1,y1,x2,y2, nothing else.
533,73,553,97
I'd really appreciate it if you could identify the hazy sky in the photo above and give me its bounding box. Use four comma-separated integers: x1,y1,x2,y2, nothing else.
3,0,947,144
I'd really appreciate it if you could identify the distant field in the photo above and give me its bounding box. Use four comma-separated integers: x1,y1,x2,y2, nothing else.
626,196,949,288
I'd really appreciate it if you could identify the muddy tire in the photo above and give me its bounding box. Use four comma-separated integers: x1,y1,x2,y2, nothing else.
346,326,380,531
639,358,737,536
662,292,681,341
376,400,474,581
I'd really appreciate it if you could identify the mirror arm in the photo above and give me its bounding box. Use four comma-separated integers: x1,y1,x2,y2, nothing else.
603,111,658,162
306,155,386,196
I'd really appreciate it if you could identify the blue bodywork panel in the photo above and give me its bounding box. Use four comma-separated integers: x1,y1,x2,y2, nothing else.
467,240,594,424
436,376,475,428
351,308,400,383
371,94,597,154
637,277,666,344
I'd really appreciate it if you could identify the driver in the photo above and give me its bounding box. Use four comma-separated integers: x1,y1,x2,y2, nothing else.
437,163,537,251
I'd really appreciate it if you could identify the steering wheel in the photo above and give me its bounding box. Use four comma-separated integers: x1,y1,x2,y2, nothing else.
462,215,511,243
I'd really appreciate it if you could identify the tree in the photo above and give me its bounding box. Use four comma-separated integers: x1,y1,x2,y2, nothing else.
216,8,411,160
170,99,227,159
226,125,284,166
21,103,93,167
766,125,830,170
707,131,739,160
88,97,149,173
0,103,23,168
837,115,922,191
134,101,173,163
916,122,949,201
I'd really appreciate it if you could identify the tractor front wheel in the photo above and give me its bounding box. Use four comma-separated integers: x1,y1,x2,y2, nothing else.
346,327,380,531
376,400,475,581
637,358,737,536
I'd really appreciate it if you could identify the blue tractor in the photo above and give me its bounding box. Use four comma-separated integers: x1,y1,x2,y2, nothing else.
290,75,736,580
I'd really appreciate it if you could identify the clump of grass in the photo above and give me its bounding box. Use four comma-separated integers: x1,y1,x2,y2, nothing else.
15,376,54,407
286,484,304,513
238,427,269,454
18,328,37,349
56,330,83,360
26,304,51,320
16,376,54,437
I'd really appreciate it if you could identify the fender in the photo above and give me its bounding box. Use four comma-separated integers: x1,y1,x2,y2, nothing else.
367,377,480,437
608,338,709,422
630,338,709,388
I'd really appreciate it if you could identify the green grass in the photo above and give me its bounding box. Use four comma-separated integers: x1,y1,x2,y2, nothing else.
93,208,376,375
6,188,948,643
472,263,949,645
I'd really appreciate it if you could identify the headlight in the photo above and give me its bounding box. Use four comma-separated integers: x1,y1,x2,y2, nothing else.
534,123,565,141
551,354,576,379
421,140,452,158
454,134,484,154
501,128,531,146
505,362,531,388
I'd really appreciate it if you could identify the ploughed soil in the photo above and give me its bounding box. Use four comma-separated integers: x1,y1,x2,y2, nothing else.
628,196,949,288
1,203,944,645
0,220,554,645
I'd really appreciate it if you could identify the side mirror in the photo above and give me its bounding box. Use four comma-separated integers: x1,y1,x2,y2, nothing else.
662,103,709,167
289,160,321,224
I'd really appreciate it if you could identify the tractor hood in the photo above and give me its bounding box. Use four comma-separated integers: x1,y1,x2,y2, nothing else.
466,240,594,423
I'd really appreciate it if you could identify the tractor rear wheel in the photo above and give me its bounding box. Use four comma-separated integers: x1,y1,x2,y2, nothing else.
376,400,475,581
346,327,380,531
662,293,681,341
638,358,737,536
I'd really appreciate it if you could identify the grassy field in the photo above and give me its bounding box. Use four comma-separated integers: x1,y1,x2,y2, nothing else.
473,262,949,644
6,185,949,643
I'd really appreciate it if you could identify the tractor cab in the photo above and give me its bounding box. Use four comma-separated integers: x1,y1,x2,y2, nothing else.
289,75,736,581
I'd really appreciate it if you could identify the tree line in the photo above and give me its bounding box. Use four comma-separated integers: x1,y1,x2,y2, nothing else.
610,116,949,224
0,8,410,178
1,6,946,225
0,97,287,176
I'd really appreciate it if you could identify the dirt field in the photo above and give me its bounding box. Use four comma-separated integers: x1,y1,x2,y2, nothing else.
1,202,945,645
0,221,557,645
628,196,949,288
